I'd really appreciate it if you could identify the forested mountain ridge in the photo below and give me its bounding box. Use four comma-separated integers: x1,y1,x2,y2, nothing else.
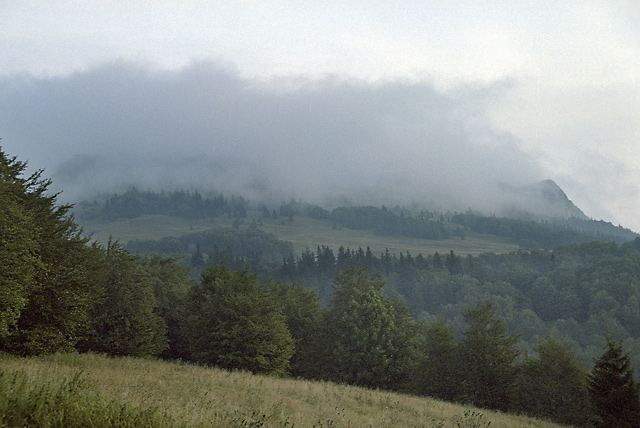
75,185,637,247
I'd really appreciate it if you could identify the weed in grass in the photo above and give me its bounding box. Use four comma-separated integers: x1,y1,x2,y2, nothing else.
451,410,491,428
430,418,446,428
354,390,373,405
234,410,270,427
312,406,354,428
234,410,297,428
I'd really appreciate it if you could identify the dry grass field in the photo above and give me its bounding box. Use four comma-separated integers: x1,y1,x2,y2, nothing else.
0,353,569,428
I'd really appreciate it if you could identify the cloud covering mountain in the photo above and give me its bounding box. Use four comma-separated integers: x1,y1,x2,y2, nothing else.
3,61,547,214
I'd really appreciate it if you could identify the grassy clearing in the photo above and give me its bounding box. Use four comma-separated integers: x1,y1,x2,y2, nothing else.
0,353,568,428
78,213,519,257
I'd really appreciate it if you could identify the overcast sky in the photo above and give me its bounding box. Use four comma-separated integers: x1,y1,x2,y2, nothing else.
1,1,639,230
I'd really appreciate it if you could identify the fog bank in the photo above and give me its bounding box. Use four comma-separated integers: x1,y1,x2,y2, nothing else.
1,62,544,213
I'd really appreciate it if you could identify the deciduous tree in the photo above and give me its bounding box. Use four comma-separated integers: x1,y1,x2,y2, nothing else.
80,241,167,357
415,317,464,402
185,265,294,375
460,300,519,411
267,280,326,379
512,336,591,426
144,255,194,360
326,267,415,390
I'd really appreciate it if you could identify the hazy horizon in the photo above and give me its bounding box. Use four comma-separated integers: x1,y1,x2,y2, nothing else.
1,2,638,230
2,61,551,218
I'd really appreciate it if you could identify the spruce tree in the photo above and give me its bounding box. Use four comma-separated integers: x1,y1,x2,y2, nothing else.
0,176,38,337
0,145,103,355
588,337,640,428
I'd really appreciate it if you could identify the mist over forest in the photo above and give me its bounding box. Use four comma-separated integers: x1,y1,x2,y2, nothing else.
1,61,546,216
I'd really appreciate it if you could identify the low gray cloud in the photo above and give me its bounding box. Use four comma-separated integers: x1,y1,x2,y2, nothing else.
0,61,545,213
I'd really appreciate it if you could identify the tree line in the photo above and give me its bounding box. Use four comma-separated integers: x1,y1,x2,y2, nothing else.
451,211,637,248
127,227,294,263
2,145,640,427
78,187,249,220
330,205,454,240
147,227,640,374
77,188,637,248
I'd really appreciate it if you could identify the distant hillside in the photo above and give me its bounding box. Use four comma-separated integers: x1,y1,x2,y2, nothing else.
74,185,638,251
127,227,293,262
450,211,637,248
497,179,588,221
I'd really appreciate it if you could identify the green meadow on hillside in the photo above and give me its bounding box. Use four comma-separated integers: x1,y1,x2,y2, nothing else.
78,212,520,256
0,352,568,428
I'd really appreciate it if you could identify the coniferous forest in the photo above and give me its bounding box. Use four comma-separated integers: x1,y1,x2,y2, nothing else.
3,145,640,427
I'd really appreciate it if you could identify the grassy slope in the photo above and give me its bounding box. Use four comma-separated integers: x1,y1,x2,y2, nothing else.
0,353,568,428
78,213,519,257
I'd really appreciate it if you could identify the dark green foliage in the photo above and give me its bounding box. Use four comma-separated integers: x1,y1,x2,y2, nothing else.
0,146,104,355
432,251,443,269
450,212,637,248
325,267,417,390
126,219,640,375
185,265,294,375
124,220,640,375
279,199,297,221
1,146,194,359
266,280,327,379
8,240,104,355
386,294,422,392
81,241,168,357
588,337,640,428
445,250,462,275
415,318,464,402
512,336,591,426
144,255,195,360
460,300,519,411
94,188,245,220
304,204,330,220
127,228,293,262
326,267,393,387
190,244,205,268
0,180,38,338
11,143,640,425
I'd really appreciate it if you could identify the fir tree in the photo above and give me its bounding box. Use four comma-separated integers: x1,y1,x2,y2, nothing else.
0,145,103,355
588,337,640,428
